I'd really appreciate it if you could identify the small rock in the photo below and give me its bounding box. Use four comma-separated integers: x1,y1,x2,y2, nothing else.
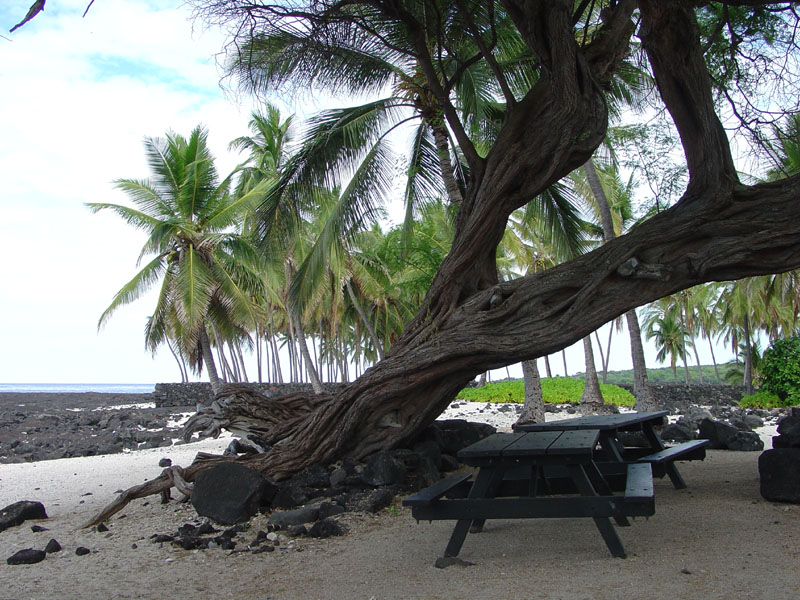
31,525,48,533
268,506,319,529
44,539,62,554
75,547,91,556
287,524,308,537
307,518,347,539
7,548,47,565
96,522,109,532
158,458,172,468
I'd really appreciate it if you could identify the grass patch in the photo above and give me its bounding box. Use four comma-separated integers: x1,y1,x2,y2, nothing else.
738,390,798,409
456,377,635,407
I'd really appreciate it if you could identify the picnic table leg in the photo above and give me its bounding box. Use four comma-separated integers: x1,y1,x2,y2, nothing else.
598,431,625,462
567,464,627,558
585,462,630,527
443,467,503,557
642,423,688,489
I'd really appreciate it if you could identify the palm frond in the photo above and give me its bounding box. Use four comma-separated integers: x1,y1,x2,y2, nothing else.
98,255,167,329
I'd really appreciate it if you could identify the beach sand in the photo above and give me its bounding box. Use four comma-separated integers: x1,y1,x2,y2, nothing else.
1,401,798,599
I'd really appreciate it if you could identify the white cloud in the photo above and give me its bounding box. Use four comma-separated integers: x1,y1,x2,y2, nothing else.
0,0,259,383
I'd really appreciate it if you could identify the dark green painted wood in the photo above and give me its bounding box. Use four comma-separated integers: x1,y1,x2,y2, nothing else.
402,473,473,507
519,411,668,432
457,432,526,459
637,440,709,464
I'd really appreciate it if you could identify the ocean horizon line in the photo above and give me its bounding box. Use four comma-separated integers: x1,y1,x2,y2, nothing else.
0,383,160,394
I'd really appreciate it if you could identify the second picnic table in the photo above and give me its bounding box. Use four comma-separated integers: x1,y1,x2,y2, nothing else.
518,410,709,489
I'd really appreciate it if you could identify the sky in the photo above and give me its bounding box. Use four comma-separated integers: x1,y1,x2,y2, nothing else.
0,0,739,385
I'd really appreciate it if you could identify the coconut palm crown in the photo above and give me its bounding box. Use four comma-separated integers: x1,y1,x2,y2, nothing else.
87,125,268,393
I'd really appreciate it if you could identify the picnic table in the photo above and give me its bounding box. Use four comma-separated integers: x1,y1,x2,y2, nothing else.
518,411,709,489
403,429,655,562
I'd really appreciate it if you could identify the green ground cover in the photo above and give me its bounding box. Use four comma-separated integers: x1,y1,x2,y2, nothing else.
456,377,636,407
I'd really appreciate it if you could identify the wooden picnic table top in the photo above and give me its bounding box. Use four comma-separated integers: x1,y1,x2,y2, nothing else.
457,429,600,461
518,410,668,432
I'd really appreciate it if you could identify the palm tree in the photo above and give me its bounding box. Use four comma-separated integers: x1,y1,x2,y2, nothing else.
88,126,267,395
643,306,690,382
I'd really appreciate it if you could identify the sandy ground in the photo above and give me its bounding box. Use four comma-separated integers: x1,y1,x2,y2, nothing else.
1,408,797,600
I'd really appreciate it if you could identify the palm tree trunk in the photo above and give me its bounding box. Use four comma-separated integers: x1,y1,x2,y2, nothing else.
267,309,283,384
515,359,545,427
578,336,605,412
562,350,568,376
586,159,657,407
691,343,704,383
431,120,463,205
708,338,722,383
346,280,385,360
291,308,324,394
593,330,607,383
583,159,615,244
255,329,263,383
543,355,552,378
236,345,249,383
199,326,223,396
166,339,188,383
743,315,754,395
626,310,658,410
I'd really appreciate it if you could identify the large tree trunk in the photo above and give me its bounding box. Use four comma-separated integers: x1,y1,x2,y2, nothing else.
515,359,545,427
89,1,800,525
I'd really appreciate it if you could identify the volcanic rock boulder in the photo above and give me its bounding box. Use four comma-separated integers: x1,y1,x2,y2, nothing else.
191,463,277,525
759,448,800,503
0,501,47,533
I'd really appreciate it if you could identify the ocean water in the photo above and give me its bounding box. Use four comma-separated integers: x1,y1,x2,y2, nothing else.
0,383,155,394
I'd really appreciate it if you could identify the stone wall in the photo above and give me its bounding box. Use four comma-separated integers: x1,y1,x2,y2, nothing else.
152,382,347,407
618,383,749,409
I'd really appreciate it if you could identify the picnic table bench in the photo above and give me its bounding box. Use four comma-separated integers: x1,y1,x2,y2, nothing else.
519,411,709,489
403,429,654,562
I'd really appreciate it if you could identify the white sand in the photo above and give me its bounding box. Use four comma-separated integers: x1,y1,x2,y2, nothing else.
1,405,796,600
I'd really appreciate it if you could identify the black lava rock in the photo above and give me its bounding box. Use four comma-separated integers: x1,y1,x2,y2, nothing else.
759,448,800,503
307,518,347,539
191,463,278,525
7,548,46,565
75,547,91,556
44,539,62,554
0,501,48,533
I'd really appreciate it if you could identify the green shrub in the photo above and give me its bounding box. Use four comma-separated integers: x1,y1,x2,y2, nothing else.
760,337,800,404
738,390,792,409
456,377,635,407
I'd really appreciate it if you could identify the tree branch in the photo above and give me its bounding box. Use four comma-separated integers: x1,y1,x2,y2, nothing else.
639,0,738,195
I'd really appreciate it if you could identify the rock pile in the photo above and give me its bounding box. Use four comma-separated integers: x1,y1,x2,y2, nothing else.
0,405,184,463
658,404,770,451
759,408,800,504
